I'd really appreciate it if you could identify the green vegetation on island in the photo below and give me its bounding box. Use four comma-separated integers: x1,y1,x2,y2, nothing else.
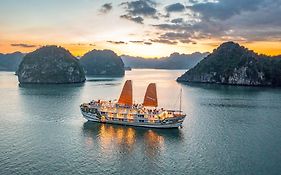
177,42,281,86
80,50,125,77
17,46,85,84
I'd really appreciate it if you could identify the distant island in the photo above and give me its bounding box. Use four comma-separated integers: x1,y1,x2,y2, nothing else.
80,49,125,77
0,52,24,71
1,50,208,74
177,42,281,86
17,46,85,84
121,52,209,70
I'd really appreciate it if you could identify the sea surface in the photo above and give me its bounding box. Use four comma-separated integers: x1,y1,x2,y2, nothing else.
0,69,281,175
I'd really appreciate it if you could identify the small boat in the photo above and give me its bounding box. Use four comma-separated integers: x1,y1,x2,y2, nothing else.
80,80,186,128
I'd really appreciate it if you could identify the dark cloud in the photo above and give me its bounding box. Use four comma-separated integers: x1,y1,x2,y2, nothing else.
152,23,186,30
160,32,191,39
130,40,143,43
153,20,228,41
151,0,281,44
160,32,192,41
120,14,144,24
11,43,37,48
107,41,127,44
144,42,152,45
120,0,157,17
235,4,281,28
100,3,113,13
165,3,185,12
187,0,265,20
180,39,195,44
191,0,281,41
150,39,178,45
129,40,153,45
120,0,158,23
157,32,195,44
188,0,199,4
171,18,183,24
70,43,96,46
157,12,170,18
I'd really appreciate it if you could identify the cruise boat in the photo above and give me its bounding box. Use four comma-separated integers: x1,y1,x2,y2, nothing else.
80,80,186,128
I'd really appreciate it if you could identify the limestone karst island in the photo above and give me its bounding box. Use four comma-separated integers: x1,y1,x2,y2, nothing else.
177,42,281,86
1,0,281,175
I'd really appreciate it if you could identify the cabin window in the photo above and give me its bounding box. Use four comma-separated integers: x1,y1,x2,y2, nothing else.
139,120,145,122
93,109,97,113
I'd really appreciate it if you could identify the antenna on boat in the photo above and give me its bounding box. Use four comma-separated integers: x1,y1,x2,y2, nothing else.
179,88,182,113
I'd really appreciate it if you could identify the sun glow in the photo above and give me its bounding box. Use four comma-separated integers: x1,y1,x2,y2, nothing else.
1,39,280,58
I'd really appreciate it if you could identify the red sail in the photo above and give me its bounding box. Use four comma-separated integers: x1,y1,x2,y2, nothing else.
143,83,158,107
118,80,133,106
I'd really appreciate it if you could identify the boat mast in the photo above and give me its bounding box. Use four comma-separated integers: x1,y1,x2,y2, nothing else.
179,88,182,113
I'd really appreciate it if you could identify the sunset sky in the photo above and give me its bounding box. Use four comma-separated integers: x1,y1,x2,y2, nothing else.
0,0,281,57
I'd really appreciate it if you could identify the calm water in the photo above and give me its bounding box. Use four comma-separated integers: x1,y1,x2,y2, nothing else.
0,69,281,175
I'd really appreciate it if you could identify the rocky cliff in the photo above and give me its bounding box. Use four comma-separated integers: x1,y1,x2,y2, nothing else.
177,42,281,86
0,52,24,71
80,50,125,76
17,46,86,84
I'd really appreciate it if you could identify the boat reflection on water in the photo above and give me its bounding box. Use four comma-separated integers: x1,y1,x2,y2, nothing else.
82,121,184,157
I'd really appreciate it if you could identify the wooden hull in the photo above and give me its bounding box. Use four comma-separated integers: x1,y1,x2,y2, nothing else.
81,110,185,129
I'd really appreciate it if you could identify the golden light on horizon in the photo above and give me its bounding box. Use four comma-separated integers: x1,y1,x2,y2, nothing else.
0,39,280,58
243,41,281,56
